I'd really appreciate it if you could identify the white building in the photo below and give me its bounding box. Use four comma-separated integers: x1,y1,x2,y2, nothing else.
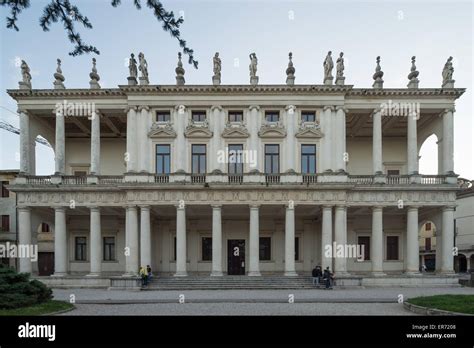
5,55,465,287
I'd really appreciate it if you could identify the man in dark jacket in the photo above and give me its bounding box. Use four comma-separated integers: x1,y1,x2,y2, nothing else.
323,267,333,289
312,265,322,285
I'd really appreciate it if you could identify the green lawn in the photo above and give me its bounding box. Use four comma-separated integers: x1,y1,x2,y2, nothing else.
408,295,474,314
0,300,74,316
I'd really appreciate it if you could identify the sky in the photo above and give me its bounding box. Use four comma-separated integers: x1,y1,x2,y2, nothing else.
0,0,473,177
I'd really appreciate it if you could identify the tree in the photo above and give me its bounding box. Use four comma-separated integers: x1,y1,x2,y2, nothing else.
1,0,198,68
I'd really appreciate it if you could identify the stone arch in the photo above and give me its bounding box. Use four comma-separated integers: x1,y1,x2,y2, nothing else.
419,133,439,175
418,220,438,272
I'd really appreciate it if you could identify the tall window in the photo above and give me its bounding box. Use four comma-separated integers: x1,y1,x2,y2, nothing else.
156,111,170,122
41,223,50,233
1,181,9,197
156,145,171,174
264,145,279,174
358,236,371,261
386,236,399,260
425,237,432,251
103,237,116,261
265,111,279,122
202,237,212,261
75,237,87,261
173,237,177,261
192,145,206,174
301,111,316,122
192,111,206,122
425,222,432,231
259,237,271,261
301,145,317,174
295,237,300,261
1,215,10,231
228,111,243,123
228,144,243,174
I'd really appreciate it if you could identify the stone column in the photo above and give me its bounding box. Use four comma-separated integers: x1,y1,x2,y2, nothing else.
284,203,297,276
140,205,151,268
435,228,443,272
372,109,383,175
407,113,418,175
248,204,261,276
175,204,187,276
18,207,32,273
55,110,66,174
335,106,347,172
138,106,150,173
321,205,333,270
174,105,187,172
285,105,296,172
88,207,101,276
248,105,261,172
322,106,334,172
211,205,223,276
126,106,138,172
19,110,31,175
405,206,420,274
441,206,455,273
124,206,139,276
442,108,454,174
90,111,101,175
53,207,68,276
371,206,385,275
334,205,348,275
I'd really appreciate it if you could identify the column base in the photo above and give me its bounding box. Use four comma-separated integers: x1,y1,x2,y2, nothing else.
86,273,101,277
371,271,386,277
174,271,188,277
51,272,67,277
247,271,261,277
284,271,298,277
404,271,421,276
210,271,223,277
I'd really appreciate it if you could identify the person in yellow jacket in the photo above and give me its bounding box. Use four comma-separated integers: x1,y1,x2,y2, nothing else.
139,266,148,286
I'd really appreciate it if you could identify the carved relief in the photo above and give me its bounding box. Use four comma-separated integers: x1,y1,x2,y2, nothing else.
149,121,177,138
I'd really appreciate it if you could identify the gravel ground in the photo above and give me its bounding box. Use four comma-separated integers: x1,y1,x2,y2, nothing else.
58,302,415,316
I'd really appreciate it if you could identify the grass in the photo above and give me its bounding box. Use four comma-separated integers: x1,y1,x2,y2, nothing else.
407,295,474,314
0,300,74,316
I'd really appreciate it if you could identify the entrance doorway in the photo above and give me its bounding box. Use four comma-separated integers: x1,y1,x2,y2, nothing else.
38,252,54,276
227,239,245,275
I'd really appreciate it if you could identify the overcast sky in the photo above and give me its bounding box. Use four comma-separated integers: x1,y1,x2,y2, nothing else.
0,0,472,178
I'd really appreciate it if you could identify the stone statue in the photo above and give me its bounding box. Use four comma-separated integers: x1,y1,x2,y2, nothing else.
249,53,258,85
129,53,138,78
286,52,295,85
213,52,221,86
335,52,345,86
19,60,32,89
407,56,419,89
323,51,334,84
53,58,65,89
372,56,384,89
138,52,148,79
89,58,100,89
442,56,455,88
176,52,185,86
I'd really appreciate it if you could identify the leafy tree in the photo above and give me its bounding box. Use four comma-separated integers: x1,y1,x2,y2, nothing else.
1,0,198,68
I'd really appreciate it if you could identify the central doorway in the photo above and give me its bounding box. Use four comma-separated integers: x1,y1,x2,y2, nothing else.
227,239,245,275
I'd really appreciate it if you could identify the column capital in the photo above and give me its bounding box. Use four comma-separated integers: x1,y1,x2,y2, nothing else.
210,105,223,112
322,204,333,210
323,105,336,112
138,205,151,210
17,107,29,115
18,206,31,213
138,105,150,112
335,204,347,210
442,205,456,212
126,205,137,211
285,104,296,112
372,206,384,212
88,206,100,212
124,105,139,113
211,204,222,209
407,205,420,211
175,202,186,210
54,206,67,213
371,107,382,117
249,204,260,209
174,104,187,112
285,203,295,210
335,105,348,113
442,107,455,115
248,105,260,112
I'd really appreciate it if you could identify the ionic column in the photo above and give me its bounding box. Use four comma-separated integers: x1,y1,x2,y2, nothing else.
435,228,443,272
90,111,101,175
405,206,420,274
175,203,187,276
334,205,349,275
284,203,297,276
285,105,296,172
19,110,31,175
322,105,334,172
138,106,150,172
248,105,261,172
55,109,66,175
248,204,261,276
211,205,223,276
371,206,385,275
124,206,139,276
140,205,151,268
174,105,187,172
18,207,32,273
407,113,418,175
372,109,383,175
321,205,333,270
126,106,138,172
53,207,68,276
335,106,347,172
442,108,454,174
441,206,455,273
88,207,101,276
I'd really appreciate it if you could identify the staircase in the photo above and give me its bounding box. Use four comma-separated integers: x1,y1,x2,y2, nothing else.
145,276,324,290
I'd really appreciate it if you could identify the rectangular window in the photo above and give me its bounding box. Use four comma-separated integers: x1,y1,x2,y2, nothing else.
425,237,431,251
75,237,87,261
295,237,300,261
202,237,212,261
301,144,317,174
228,144,244,174
192,111,206,122
103,237,116,261
386,236,399,261
1,181,9,198
74,171,88,176
264,144,279,174
265,111,280,122
41,223,50,233
259,237,271,261
156,145,171,174
301,111,316,122
1,215,10,231
425,222,432,231
191,144,206,174
156,111,171,122
358,236,371,261
228,111,243,123
387,169,400,175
